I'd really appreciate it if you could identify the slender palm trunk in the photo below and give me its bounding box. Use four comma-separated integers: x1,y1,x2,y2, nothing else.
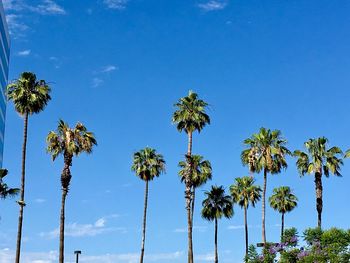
281,212,285,242
140,180,149,263
15,112,29,263
315,172,323,228
214,218,218,263
186,132,193,263
262,168,267,244
244,206,248,258
191,187,195,224
59,188,67,263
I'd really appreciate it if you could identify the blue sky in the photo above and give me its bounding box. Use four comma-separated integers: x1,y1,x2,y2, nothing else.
1,0,350,262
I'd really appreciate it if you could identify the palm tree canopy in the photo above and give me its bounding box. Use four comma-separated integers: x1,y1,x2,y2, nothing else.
178,155,212,187
202,185,233,221
172,90,210,134
230,176,262,209
46,120,97,161
0,169,19,199
294,137,343,177
241,127,291,174
131,147,166,181
7,72,51,115
269,186,298,214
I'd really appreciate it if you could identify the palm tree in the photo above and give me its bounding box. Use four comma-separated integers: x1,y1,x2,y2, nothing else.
7,72,51,263
46,120,97,263
202,185,233,263
241,127,290,244
172,90,210,263
131,147,166,263
294,137,342,228
178,154,212,224
269,186,298,241
0,169,19,199
230,176,261,258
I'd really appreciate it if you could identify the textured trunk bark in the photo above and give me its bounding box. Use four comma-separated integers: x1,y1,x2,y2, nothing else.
315,172,323,228
244,206,248,259
15,112,29,263
59,188,67,263
262,168,267,244
214,218,218,263
140,180,149,263
191,188,195,225
186,131,193,263
281,212,285,242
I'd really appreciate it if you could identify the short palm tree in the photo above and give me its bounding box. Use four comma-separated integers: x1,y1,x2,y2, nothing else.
131,147,166,263
0,169,19,199
179,154,212,224
46,120,97,263
269,186,298,241
7,72,51,263
172,90,210,263
230,176,261,258
241,127,290,244
294,137,342,228
202,185,233,263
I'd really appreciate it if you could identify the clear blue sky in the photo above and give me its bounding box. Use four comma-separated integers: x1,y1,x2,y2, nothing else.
1,0,350,262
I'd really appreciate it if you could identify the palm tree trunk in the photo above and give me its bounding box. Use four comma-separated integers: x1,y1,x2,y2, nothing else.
140,180,149,263
186,131,194,263
315,172,323,228
15,112,29,263
281,212,285,242
191,187,195,224
262,168,267,244
59,188,67,263
214,218,218,263
187,132,192,156
244,206,248,259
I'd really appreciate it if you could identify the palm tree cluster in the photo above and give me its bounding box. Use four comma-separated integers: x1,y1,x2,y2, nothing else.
5,80,349,263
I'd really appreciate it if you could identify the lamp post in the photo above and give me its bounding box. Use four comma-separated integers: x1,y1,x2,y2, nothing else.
74,250,81,263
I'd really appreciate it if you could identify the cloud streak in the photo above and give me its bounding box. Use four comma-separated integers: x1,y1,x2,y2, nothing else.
103,0,128,10
197,0,228,11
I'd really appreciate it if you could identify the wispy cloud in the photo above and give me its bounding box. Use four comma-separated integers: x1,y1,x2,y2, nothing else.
5,14,28,37
101,65,118,73
17,49,31,56
103,0,128,10
92,77,104,88
34,198,46,203
197,0,228,11
174,225,207,233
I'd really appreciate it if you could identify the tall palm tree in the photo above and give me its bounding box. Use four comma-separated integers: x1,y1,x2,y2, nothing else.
172,90,210,263
46,120,97,263
230,176,261,259
7,72,51,263
0,169,19,199
131,147,166,263
269,186,298,241
178,154,212,223
202,185,233,263
294,137,342,228
241,127,290,244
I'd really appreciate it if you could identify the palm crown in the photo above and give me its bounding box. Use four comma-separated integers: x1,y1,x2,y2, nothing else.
294,137,343,177
7,72,51,115
0,169,19,199
172,90,210,134
230,176,262,209
202,185,233,221
132,147,166,181
178,155,212,187
269,186,298,214
241,128,291,173
46,120,97,161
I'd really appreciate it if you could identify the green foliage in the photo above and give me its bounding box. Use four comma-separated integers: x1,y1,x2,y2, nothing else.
282,228,298,247
269,186,298,214
303,227,323,245
0,169,19,199
230,176,262,209
245,245,259,263
280,248,300,263
178,155,211,187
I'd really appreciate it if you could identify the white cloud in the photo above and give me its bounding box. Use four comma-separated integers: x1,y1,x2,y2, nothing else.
3,0,66,15
103,0,128,10
34,198,46,203
5,14,29,37
101,65,118,73
92,77,103,88
198,0,228,11
17,49,31,56
174,225,207,233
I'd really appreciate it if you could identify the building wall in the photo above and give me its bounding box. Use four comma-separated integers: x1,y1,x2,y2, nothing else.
0,0,10,167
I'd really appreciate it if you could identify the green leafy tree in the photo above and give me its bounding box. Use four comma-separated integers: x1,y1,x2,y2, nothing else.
7,72,51,263
230,176,261,258
241,128,291,244
269,186,298,241
178,154,212,224
294,137,343,228
46,120,97,263
172,90,210,263
0,169,19,200
132,147,166,263
202,185,233,263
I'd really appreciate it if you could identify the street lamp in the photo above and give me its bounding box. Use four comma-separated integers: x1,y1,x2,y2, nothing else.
74,250,82,263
